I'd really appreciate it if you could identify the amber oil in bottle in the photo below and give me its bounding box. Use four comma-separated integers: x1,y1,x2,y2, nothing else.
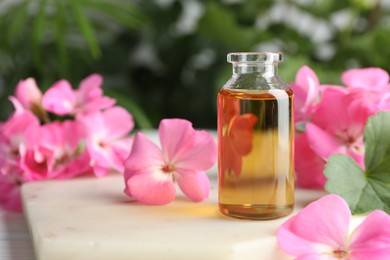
217,52,294,220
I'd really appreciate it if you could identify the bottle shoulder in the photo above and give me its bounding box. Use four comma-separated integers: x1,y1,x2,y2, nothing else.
221,74,290,92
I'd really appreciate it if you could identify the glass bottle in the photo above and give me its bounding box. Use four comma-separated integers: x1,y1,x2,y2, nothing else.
217,52,294,220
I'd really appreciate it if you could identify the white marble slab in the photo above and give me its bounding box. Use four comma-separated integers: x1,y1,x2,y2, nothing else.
21,170,333,260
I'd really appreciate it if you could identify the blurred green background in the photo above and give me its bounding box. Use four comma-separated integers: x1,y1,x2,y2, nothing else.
0,0,388,129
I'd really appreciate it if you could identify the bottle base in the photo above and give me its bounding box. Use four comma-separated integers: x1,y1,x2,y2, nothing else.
219,203,293,220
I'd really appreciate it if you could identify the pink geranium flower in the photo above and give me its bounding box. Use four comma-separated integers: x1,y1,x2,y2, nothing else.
277,194,390,259
124,119,217,205
294,86,378,188
308,87,377,168
290,66,321,123
42,74,115,116
78,106,134,177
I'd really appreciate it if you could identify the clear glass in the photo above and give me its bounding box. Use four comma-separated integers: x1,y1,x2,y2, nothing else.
217,52,294,220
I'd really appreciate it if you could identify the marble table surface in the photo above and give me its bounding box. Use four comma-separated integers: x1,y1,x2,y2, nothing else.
20,172,331,260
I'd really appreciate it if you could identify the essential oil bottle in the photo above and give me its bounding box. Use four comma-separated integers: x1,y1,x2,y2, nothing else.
217,52,294,220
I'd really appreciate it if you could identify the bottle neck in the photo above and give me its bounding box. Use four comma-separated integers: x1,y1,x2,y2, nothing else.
232,62,278,76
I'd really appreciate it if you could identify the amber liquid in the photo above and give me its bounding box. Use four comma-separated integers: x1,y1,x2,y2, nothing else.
217,88,294,220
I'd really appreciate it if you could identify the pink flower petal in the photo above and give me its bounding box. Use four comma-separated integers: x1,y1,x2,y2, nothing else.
342,68,390,91
100,107,134,139
312,87,351,133
277,194,350,257
87,143,119,175
92,165,110,178
291,66,321,122
124,133,163,192
305,123,345,160
8,96,25,114
175,130,217,171
349,210,390,259
82,97,116,114
346,97,377,138
295,66,320,92
175,169,210,202
126,171,176,205
2,111,41,148
319,84,347,96
295,66,320,108
159,119,195,163
76,74,115,114
20,146,55,181
111,137,133,166
379,92,390,111
78,74,103,101
290,83,310,123
42,80,76,115
77,110,104,134
79,107,133,141
56,150,91,179
294,133,326,189
40,120,84,151
346,145,365,169
278,216,333,257
15,78,42,109
82,132,122,176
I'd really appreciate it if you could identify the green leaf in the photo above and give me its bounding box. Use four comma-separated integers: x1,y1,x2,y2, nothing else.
325,112,390,214
197,3,268,49
364,112,390,173
54,1,69,76
8,1,29,41
32,0,47,70
82,0,146,30
70,0,101,59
